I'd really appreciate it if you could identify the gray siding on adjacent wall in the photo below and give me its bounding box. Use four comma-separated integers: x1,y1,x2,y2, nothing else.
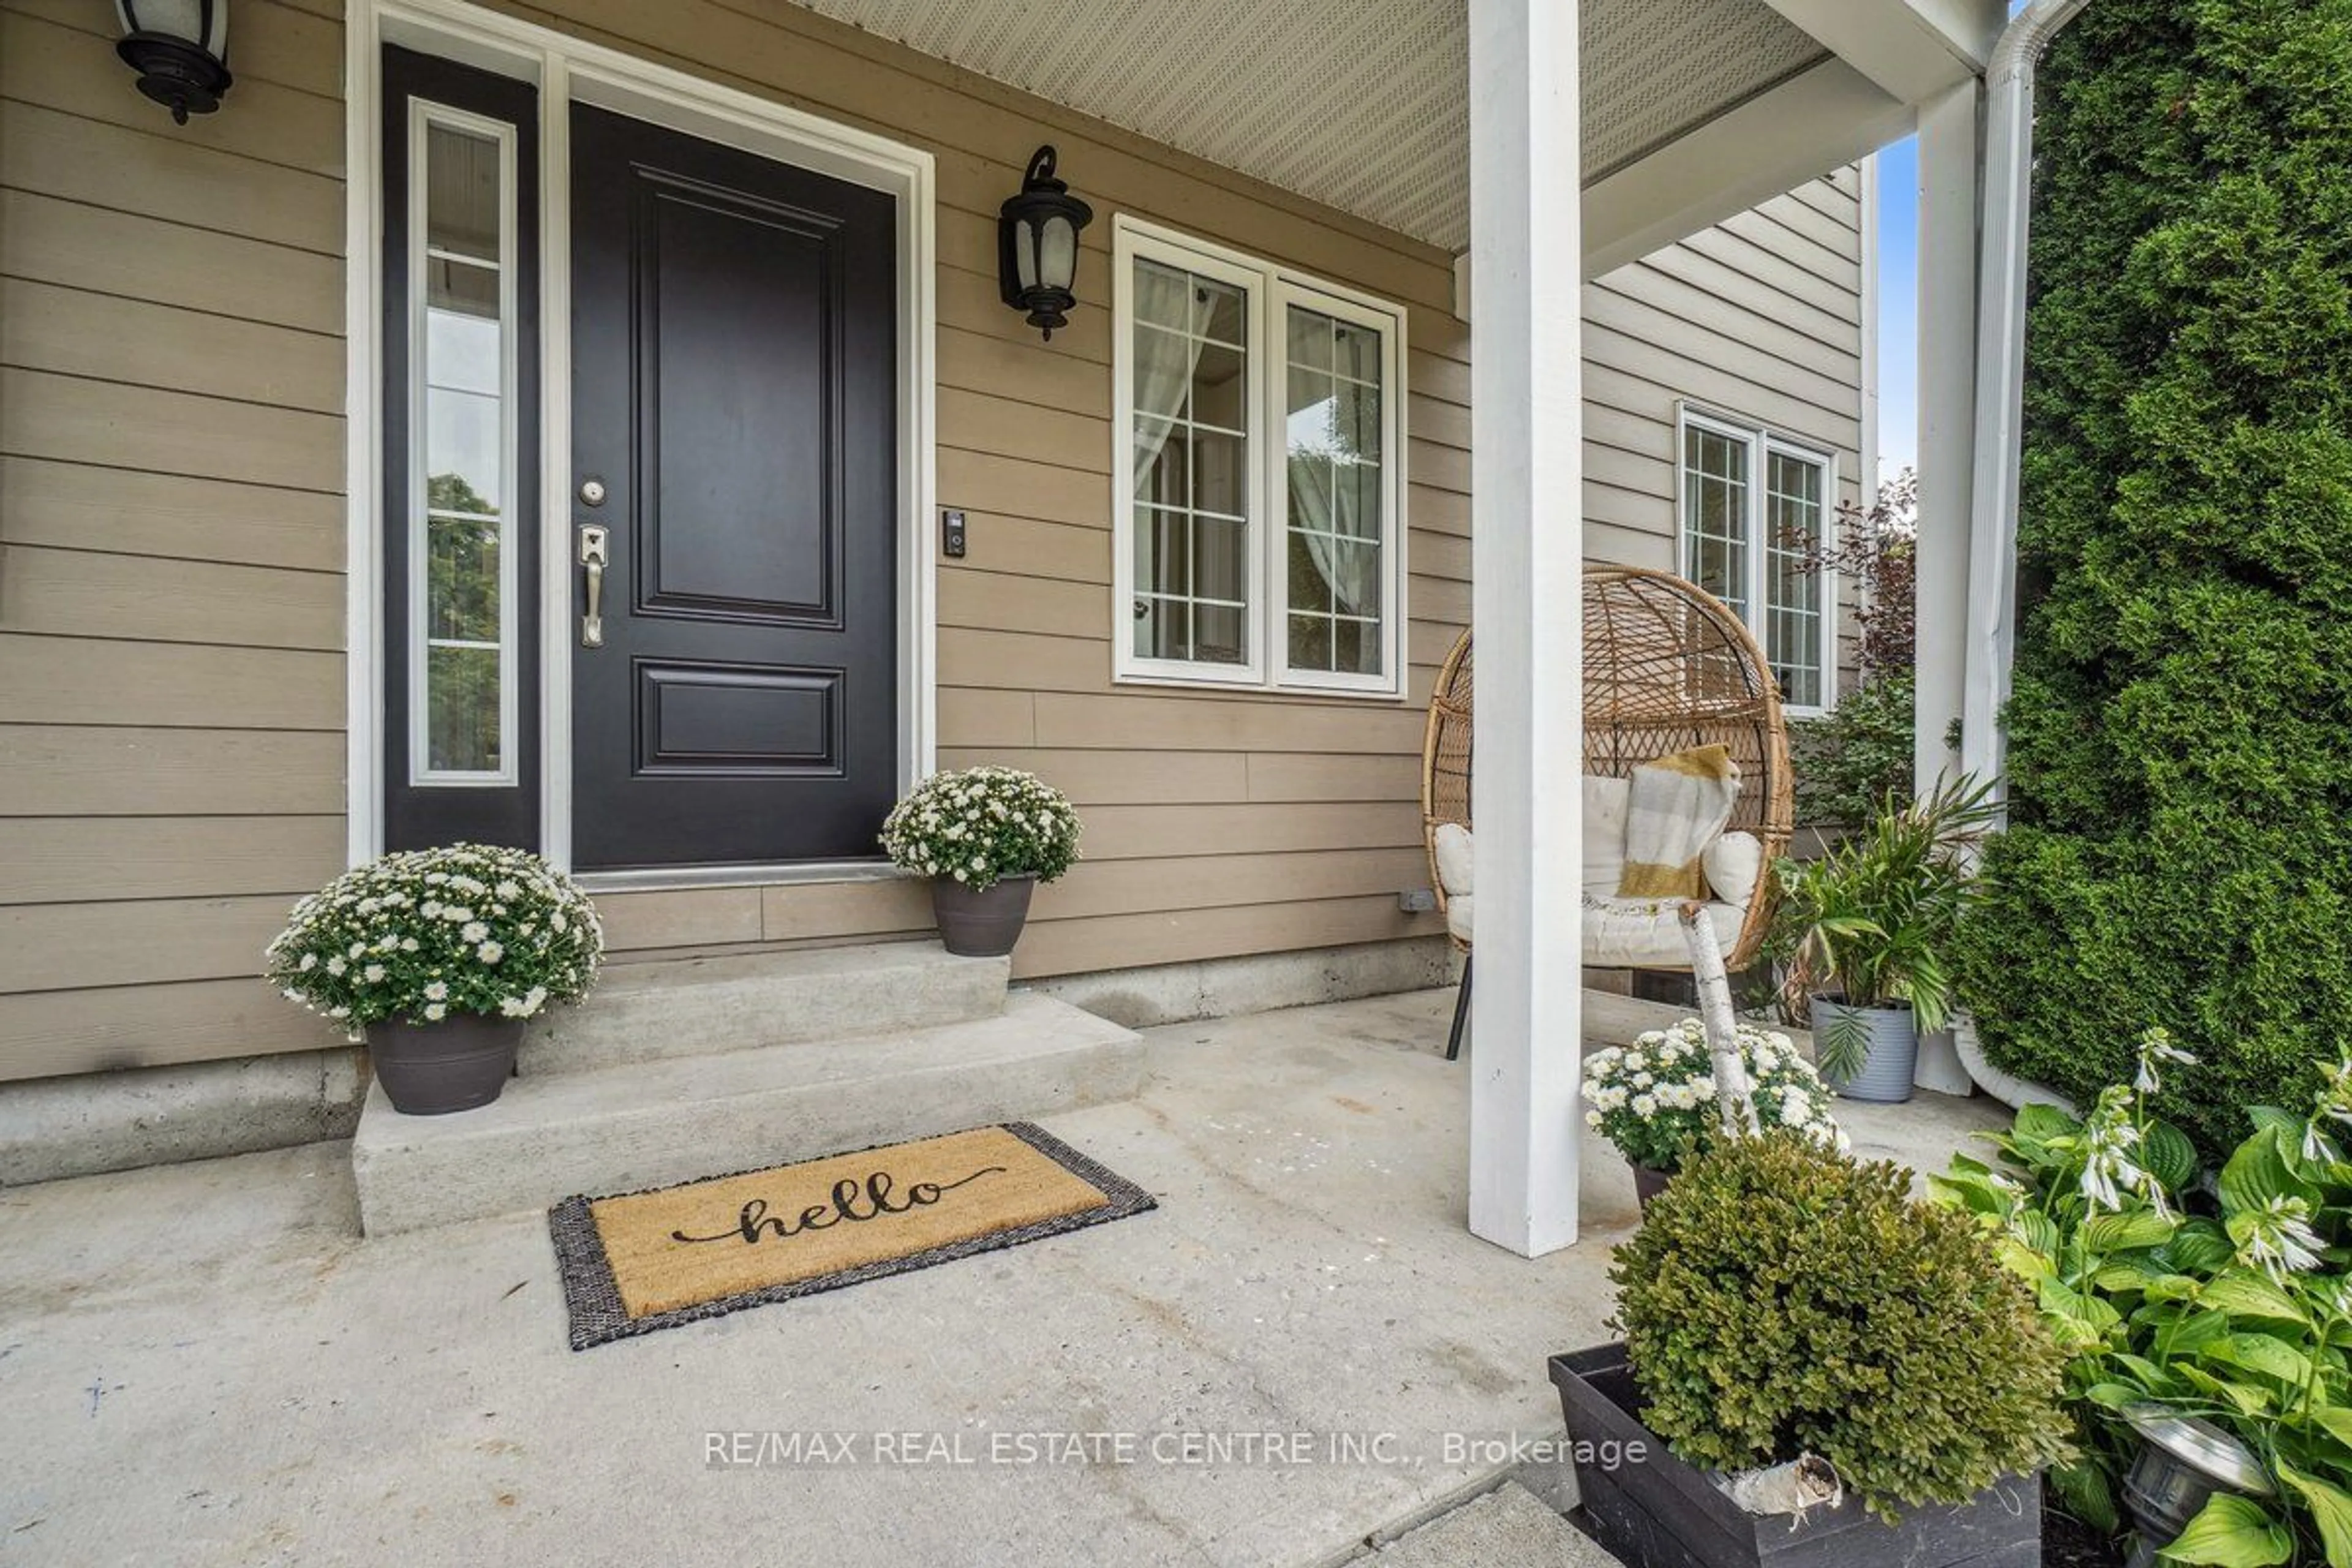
0,0,1863,1082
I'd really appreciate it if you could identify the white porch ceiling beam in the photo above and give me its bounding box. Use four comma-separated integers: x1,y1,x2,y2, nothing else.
1753,0,2002,103
1581,59,1914,279
1467,0,1583,1257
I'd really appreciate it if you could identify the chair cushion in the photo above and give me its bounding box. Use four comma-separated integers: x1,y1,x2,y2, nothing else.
1700,830,1766,909
1429,810,1755,962
1583,896,1745,968
1433,821,1474,897
1445,892,1474,943
1582,775,1630,895
1617,744,1741,900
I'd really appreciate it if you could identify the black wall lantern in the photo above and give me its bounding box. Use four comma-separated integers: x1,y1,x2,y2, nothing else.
115,0,233,126
998,145,1093,341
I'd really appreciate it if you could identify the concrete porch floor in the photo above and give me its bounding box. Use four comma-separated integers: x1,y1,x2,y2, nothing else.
0,989,2005,1568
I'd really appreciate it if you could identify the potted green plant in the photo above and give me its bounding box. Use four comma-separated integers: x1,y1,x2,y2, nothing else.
266,843,603,1115
880,766,1081,957
1581,1017,1844,1210
1551,1133,2071,1568
1768,775,1997,1102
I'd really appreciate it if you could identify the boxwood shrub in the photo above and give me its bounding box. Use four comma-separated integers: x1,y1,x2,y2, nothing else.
1959,0,2352,1155
1611,1134,2071,1520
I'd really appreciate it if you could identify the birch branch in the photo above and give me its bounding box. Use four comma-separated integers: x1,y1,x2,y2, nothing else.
1680,902,1759,1138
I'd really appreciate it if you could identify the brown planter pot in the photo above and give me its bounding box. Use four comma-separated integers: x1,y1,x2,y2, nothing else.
932,873,1037,957
369,1014,523,1115
1549,1343,2040,1568
1630,1161,1674,1214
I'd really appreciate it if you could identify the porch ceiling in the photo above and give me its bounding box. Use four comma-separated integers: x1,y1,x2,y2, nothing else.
776,0,1830,252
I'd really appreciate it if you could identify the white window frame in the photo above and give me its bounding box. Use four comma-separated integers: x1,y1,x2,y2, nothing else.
406,98,521,786
1674,404,1839,718
1111,215,1408,699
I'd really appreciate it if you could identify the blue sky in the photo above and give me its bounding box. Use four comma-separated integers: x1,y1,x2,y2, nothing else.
1876,134,1920,481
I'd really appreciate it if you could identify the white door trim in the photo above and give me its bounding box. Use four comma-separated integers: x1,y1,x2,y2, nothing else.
344,0,940,880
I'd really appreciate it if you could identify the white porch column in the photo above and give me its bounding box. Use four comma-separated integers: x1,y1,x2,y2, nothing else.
1912,81,1980,791
1466,0,1583,1257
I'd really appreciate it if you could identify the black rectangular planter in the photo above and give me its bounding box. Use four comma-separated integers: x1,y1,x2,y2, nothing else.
1550,1344,2040,1568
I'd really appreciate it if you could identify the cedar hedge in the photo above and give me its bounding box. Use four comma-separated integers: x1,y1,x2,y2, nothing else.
1958,0,2352,1156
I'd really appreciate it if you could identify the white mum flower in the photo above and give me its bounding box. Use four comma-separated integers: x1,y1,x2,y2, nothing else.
362,964,386,984
423,1002,447,1022
298,953,318,971
325,956,348,977
477,941,504,963
424,981,448,1001
461,922,489,944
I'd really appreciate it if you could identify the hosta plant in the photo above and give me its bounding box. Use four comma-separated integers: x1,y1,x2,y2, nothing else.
880,766,1081,891
1613,1132,2073,1521
1931,1033,2352,1566
1581,1017,1844,1174
266,843,603,1035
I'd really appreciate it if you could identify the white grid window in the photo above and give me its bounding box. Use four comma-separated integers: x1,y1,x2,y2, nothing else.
1676,407,1837,716
1114,217,1406,697
1130,257,1251,667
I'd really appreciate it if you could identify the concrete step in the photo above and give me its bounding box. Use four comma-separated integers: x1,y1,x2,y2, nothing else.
517,941,1009,1076
350,992,1145,1235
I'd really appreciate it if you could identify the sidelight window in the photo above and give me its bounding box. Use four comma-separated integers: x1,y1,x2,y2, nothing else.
409,105,519,783
1114,218,1404,696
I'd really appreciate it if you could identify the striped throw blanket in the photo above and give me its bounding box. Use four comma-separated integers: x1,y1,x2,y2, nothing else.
1615,744,1741,901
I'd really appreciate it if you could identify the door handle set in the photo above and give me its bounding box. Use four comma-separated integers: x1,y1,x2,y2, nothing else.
578,523,608,649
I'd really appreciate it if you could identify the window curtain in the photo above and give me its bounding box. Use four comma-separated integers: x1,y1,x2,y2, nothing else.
1131,266,1205,499
1286,454,1381,617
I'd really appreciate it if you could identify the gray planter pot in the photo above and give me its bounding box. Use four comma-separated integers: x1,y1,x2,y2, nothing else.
1811,997,1917,1104
369,1014,522,1115
932,873,1036,957
1630,1161,1673,1215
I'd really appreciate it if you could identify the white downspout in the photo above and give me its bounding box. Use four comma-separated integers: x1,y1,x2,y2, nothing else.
1956,0,2092,1110
1960,0,2094,794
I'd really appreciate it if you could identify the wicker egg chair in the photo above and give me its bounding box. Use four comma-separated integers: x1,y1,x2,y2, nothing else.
1421,567,1793,1057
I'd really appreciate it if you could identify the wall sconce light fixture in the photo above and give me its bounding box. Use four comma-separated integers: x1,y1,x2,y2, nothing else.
115,0,233,126
998,145,1093,341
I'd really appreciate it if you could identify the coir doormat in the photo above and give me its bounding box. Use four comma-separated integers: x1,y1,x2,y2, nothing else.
549,1123,1155,1350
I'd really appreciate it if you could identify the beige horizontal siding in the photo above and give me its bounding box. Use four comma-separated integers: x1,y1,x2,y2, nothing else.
0,0,351,1079
0,981,344,1079
1580,172,1867,652
0,0,1861,1079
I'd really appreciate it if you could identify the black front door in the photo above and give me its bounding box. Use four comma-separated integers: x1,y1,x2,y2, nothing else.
570,105,899,870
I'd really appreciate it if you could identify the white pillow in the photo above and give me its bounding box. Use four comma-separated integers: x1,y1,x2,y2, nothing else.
1700,831,1765,908
1582,775,1631,895
1433,821,1475,897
